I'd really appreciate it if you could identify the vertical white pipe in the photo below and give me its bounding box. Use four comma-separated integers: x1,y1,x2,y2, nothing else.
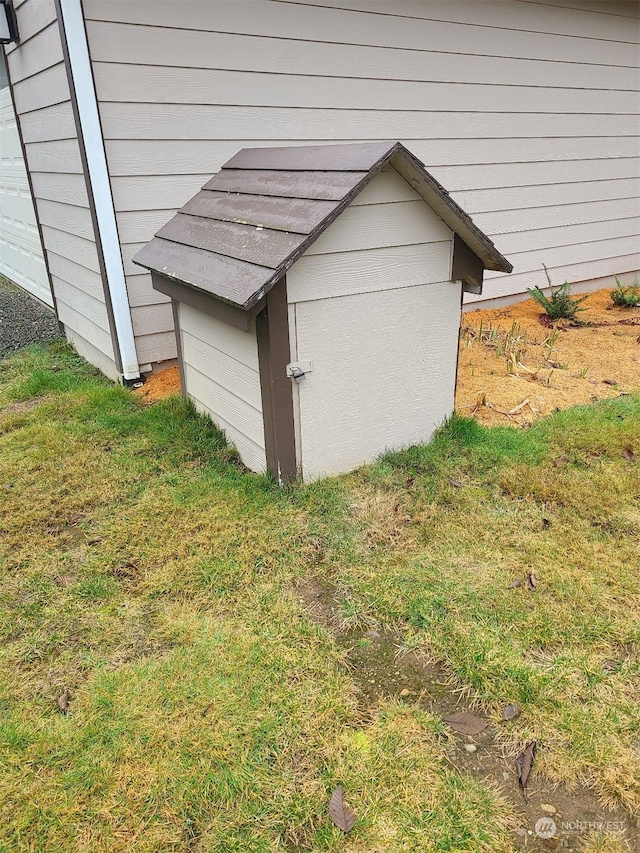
57,0,139,380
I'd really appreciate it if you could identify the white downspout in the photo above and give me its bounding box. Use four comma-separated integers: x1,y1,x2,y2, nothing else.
57,0,140,380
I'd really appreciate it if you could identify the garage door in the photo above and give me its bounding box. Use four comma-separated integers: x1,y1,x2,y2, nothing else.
0,57,52,307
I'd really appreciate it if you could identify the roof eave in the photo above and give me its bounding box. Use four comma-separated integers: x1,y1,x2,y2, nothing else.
390,146,513,274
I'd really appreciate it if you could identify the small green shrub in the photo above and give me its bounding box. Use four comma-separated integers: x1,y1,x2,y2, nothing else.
610,276,640,308
527,281,588,321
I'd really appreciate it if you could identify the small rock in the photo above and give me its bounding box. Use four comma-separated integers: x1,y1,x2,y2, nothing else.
540,803,557,815
464,743,477,753
399,688,410,697
502,772,510,781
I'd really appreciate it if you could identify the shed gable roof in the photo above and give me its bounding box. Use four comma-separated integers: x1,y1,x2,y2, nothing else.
133,141,512,311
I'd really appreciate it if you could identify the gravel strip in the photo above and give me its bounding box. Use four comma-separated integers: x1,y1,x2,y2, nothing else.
0,275,62,357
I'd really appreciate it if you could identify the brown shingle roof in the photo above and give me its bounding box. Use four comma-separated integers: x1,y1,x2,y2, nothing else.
133,141,512,310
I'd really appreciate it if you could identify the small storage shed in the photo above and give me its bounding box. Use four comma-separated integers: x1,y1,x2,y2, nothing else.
133,141,512,482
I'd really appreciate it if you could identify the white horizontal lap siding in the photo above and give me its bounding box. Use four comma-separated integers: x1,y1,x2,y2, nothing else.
178,303,266,473
0,84,51,305
4,0,117,375
84,0,640,308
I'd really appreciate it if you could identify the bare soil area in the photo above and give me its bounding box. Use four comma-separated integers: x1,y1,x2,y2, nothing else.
135,363,181,401
457,288,640,427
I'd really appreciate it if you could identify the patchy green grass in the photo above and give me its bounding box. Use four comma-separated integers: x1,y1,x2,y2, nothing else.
0,343,638,852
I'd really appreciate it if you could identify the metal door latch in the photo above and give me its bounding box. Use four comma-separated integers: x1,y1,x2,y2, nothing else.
286,359,312,381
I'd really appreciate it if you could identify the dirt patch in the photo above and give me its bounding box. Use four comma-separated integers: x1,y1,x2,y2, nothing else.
0,399,47,437
297,577,636,851
135,365,182,402
457,288,640,427
0,395,51,422
297,577,453,709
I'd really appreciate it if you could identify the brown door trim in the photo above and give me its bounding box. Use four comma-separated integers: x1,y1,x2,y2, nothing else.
452,233,484,295
256,276,297,483
170,299,187,399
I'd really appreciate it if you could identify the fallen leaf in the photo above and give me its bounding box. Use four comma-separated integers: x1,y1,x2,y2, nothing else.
516,741,536,800
328,786,357,833
602,379,617,386
622,447,635,462
448,477,464,488
502,703,520,721
508,579,523,589
553,455,568,468
202,702,215,717
54,575,76,588
57,691,70,715
444,711,488,735
526,572,537,591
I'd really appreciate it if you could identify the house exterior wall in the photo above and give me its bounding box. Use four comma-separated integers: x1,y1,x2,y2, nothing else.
177,302,267,473
0,56,51,306
81,0,638,356
287,167,460,479
3,0,119,378
4,0,639,379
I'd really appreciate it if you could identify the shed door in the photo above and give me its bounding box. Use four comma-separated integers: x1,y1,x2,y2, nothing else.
291,283,461,481
0,68,52,306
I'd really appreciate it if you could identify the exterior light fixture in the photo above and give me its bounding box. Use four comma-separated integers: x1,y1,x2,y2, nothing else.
0,0,19,45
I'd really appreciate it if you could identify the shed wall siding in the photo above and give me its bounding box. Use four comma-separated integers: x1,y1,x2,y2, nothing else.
84,0,639,317
293,280,462,480
287,167,459,479
178,302,267,473
4,0,117,375
287,167,454,303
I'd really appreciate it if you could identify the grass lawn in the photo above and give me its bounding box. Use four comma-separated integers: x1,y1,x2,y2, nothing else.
0,343,638,853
